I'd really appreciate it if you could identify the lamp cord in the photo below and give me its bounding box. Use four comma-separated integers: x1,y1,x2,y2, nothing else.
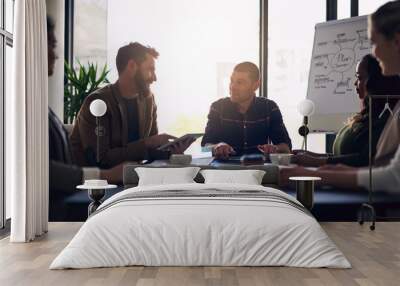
96,117,100,164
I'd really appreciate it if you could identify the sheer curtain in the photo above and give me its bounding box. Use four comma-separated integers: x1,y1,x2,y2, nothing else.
7,0,48,242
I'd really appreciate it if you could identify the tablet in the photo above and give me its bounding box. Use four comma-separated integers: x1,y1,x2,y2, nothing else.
157,133,204,150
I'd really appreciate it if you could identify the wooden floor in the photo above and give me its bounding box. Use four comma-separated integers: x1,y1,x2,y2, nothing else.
0,222,399,286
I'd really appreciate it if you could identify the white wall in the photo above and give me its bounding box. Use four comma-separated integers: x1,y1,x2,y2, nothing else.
46,0,65,120
107,0,259,140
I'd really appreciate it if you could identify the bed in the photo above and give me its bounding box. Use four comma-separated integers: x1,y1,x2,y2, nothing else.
50,183,350,269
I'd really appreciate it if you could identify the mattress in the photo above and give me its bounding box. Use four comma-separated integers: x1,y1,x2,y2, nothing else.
50,183,351,269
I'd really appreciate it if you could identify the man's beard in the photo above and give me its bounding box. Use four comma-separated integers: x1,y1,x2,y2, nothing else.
134,72,150,95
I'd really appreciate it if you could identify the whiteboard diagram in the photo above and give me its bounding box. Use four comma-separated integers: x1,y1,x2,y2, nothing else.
307,16,371,115
313,29,369,95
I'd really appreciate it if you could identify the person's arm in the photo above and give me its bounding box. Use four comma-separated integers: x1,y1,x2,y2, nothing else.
292,149,329,157
292,153,328,167
268,100,292,152
76,95,148,168
318,170,359,188
357,146,400,192
279,166,358,189
99,163,124,184
50,160,109,193
281,147,400,191
201,102,222,146
327,153,368,167
49,160,84,193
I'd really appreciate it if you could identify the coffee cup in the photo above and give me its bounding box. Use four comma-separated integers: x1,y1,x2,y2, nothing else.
83,179,108,187
269,153,293,166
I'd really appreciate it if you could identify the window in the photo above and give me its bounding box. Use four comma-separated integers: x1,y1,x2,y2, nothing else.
5,0,13,33
73,1,346,154
268,0,326,152
359,0,390,15
338,0,351,19
105,0,260,155
1,0,14,229
74,0,107,67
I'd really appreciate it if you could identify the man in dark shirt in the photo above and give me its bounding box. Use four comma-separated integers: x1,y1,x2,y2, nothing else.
201,62,292,159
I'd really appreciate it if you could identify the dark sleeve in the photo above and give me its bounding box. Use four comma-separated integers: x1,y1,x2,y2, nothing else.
201,101,222,146
49,160,83,194
268,101,292,150
327,153,368,167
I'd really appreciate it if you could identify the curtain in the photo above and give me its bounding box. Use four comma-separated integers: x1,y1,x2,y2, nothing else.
7,0,48,242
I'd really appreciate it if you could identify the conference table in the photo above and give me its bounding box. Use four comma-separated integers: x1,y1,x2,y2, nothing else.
57,155,400,222
132,155,400,221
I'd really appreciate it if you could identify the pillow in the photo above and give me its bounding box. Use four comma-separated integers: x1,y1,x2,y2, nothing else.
200,169,266,185
135,167,201,186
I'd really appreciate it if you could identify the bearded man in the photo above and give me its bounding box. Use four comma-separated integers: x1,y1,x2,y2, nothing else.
70,42,192,167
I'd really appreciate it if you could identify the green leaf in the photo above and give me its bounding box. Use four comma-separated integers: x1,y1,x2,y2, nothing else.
64,59,110,123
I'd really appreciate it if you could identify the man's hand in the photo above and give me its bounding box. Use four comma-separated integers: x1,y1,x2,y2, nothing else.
213,143,236,159
168,137,197,154
100,163,124,184
144,133,177,149
257,144,278,154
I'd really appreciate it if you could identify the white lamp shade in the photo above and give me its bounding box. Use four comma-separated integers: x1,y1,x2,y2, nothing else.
297,99,315,116
89,99,107,117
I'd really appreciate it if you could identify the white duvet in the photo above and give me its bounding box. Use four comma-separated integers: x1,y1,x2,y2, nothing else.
50,183,351,269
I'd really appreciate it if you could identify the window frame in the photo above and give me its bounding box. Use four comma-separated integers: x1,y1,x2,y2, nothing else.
0,0,13,232
64,0,74,73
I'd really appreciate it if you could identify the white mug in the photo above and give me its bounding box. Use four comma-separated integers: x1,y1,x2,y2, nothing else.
269,153,293,166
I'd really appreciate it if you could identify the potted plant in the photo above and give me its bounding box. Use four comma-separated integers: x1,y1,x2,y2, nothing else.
64,61,110,124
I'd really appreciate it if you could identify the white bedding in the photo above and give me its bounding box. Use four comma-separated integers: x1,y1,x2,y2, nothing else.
50,183,351,269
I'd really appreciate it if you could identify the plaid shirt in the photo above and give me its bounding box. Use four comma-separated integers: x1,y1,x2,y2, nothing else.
201,97,292,155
